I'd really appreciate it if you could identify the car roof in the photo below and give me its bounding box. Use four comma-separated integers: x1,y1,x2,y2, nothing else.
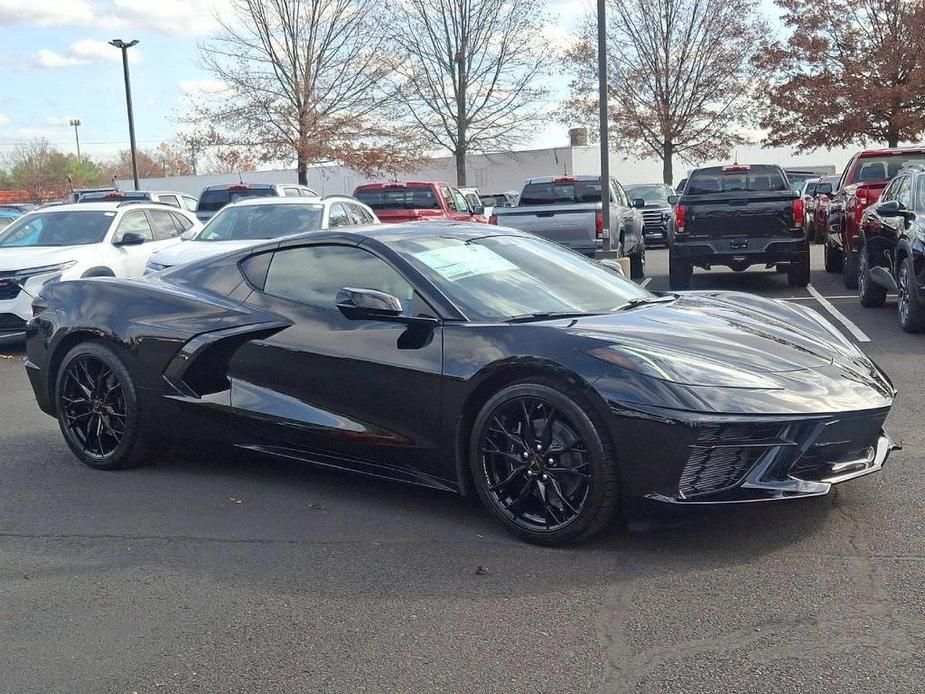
354,181,448,189
32,201,185,213
525,175,600,184
202,182,281,191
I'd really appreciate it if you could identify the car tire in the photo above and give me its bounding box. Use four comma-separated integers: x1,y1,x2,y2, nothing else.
787,243,811,288
824,241,843,273
857,246,887,308
668,254,692,290
629,245,646,280
842,246,859,289
55,340,151,470
898,256,925,333
469,378,620,546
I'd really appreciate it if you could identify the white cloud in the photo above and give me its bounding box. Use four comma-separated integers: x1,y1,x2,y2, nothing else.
45,116,80,126
0,113,9,126
0,0,95,26
178,78,228,95
113,0,219,36
31,39,142,69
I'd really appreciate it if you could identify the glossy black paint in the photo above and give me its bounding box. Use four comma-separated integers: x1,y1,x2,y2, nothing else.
25,223,897,507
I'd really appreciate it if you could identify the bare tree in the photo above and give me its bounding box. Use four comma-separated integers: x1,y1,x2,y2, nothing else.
562,0,762,185
387,0,548,186
193,0,417,184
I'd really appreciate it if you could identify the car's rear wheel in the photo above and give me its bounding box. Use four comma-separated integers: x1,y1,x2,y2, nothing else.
787,243,811,287
55,341,150,470
898,256,925,333
842,246,859,289
469,379,620,546
857,246,887,308
629,245,646,280
824,241,843,273
668,253,692,290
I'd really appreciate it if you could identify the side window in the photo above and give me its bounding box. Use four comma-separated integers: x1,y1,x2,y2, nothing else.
283,187,301,198
182,196,198,211
159,195,180,208
897,176,912,208
451,189,470,213
442,187,457,212
328,204,350,228
114,210,154,242
263,245,414,314
346,204,367,225
169,211,194,232
881,178,899,202
148,210,181,240
615,182,629,207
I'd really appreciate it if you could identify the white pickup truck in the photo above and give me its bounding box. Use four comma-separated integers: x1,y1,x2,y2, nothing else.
489,175,646,279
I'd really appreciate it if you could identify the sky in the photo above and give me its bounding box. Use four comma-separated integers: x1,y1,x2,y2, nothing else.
0,0,859,184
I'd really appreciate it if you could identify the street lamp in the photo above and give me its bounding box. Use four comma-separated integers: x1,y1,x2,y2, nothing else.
109,39,140,191
69,119,82,160
596,0,612,255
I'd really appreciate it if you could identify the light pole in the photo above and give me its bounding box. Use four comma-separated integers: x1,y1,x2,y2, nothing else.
109,39,140,191
596,0,612,255
69,119,82,160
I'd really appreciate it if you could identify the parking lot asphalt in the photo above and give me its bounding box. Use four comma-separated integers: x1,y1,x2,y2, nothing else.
1,245,923,694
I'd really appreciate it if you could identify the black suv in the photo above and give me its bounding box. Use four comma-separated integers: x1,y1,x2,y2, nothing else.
856,167,925,332
667,164,808,289
196,183,318,223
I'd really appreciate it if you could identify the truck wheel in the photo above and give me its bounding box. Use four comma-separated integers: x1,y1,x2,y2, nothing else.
898,256,925,333
842,247,859,289
787,244,810,288
629,245,646,280
857,246,887,308
824,242,843,273
668,254,691,290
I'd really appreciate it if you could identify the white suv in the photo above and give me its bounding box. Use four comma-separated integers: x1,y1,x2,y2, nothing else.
145,195,378,274
0,202,200,340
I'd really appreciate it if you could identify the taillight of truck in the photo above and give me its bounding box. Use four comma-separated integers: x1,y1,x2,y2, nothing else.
488,214,497,225
595,211,604,238
792,198,804,227
675,204,686,233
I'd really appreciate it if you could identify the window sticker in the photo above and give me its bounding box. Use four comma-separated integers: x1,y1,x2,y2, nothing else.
412,244,517,281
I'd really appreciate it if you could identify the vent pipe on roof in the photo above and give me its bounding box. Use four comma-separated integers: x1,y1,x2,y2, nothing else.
569,127,589,147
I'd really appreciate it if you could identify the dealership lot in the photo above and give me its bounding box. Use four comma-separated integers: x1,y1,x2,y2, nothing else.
0,246,922,694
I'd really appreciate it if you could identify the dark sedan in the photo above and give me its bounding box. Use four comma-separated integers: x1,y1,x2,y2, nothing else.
24,223,897,545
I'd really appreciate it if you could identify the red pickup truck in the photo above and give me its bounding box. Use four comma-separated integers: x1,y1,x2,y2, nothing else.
353,182,487,224
825,147,925,287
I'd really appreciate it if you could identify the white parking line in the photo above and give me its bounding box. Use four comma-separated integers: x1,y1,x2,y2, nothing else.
784,295,857,301
640,277,653,288
806,284,871,343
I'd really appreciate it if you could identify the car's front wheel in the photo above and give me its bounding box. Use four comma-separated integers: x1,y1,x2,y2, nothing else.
843,246,859,289
629,244,646,280
55,341,150,470
898,256,925,333
857,246,887,308
469,379,620,546
824,241,843,273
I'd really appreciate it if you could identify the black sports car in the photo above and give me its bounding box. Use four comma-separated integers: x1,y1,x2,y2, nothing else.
24,222,897,545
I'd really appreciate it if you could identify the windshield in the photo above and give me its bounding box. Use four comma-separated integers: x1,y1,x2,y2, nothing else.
625,185,671,203
0,211,114,247
197,188,277,212
480,195,510,208
393,234,653,321
850,153,925,184
354,186,440,211
197,203,324,242
686,166,789,195
519,180,602,205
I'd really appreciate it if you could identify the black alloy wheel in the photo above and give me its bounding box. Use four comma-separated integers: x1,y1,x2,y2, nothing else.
787,243,811,288
898,256,925,333
470,380,620,545
56,341,149,470
630,245,646,280
857,246,887,308
824,240,843,273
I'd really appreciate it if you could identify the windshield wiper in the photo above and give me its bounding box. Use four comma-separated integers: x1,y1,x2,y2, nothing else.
615,295,677,311
505,311,593,323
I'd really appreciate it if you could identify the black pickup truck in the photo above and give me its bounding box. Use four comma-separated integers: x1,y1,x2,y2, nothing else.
667,164,809,290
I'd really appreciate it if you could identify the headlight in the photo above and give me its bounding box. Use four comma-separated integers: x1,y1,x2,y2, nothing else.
13,260,76,283
144,261,168,275
589,344,782,389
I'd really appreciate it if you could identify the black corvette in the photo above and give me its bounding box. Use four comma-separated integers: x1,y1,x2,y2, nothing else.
24,222,897,545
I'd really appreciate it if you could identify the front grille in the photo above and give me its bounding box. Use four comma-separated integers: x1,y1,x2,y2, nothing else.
789,412,887,480
0,313,26,333
0,279,20,300
679,423,785,497
641,209,667,230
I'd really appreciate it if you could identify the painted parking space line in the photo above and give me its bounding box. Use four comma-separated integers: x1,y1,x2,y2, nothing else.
640,277,653,288
783,295,858,301
806,284,871,343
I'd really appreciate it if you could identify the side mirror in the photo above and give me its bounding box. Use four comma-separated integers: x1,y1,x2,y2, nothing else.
336,287,404,320
180,229,197,241
470,204,485,215
667,195,680,205
875,200,905,217
114,232,146,246
632,198,646,209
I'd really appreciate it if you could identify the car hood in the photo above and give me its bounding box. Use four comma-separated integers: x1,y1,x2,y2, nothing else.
150,239,263,267
0,245,92,271
569,291,894,413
